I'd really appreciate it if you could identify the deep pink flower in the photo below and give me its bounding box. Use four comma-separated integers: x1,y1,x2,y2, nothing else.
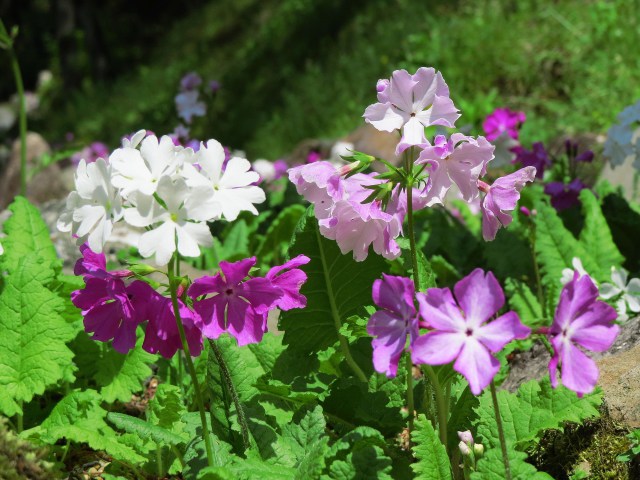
479,166,536,241
544,178,587,211
70,141,110,166
188,258,283,346
512,142,550,179
74,243,131,279
417,134,494,207
548,272,618,396
482,108,526,142
307,150,322,163
412,269,530,395
367,275,420,377
266,255,310,310
72,278,155,354
142,293,203,358
363,68,460,154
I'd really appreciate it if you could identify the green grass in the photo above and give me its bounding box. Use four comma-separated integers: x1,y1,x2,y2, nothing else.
40,0,640,159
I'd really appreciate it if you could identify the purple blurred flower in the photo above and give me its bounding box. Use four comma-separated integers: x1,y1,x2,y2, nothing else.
208,80,221,94
175,91,206,124
412,269,530,395
548,272,619,396
482,108,526,142
180,72,202,91
142,293,203,358
364,68,460,154
367,275,420,377
417,133,495,207
307,150,322,163
70,141,110,166
479,166,536,241
512,142,551,179
188,258,283,345
544,178,587,211
565,139,594,163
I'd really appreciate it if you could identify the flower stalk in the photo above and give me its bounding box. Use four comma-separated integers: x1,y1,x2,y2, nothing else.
490,381,512,480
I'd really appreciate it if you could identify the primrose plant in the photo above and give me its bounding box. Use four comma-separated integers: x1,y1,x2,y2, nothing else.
48,67,627,479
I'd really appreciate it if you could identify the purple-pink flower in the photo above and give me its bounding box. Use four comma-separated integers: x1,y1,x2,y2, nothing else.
180,72,202,91
412,269,530,395
512,142,550,179
367,275,420,377
544,178,587,211
416,134,494,207
547,272,619,397
265,255,310,310
70,142,110,166
479,166,536,241
363,68,460,154
482,108,526,142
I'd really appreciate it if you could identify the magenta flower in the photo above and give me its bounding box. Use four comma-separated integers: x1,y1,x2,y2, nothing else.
74,243,131,279
72,278,155,354
188,258,283,346
306,150,322,163
367,275,420,377
479,166,536,241
412,269,530,395
265,255,310,310
544,178,587,211
363,68,460,154
180,72,202,91
512,142,550,179
417,134,495,207
70,141,110,166
142,293,203,358
482,108,526,142
547,272,619,396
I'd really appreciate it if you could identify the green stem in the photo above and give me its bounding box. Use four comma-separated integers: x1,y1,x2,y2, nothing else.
8,47,27,196
490,381,512,480
405,354,415,434
404,148,420,290
170,445,186,469
315,225,367,382
168,254,215,468
156,445,164,477
209,339,251,450
529,223,545,316
423,366,448,448
16,401,23,433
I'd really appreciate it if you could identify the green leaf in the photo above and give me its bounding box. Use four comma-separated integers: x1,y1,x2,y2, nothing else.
504,278,544,327
578,189,624,280
471,448,553,479
474,378,602,449
534,202,597,288
248,332,286,372
94,336,157,403
0,255,76,416
446,385,479,454
182,430,234,477
325,426,392,479
411,414,452,479
255,204,306,264
148,384,187,433
23,390,145,464
280,209,386,359
221,219,249,261
107,412,186,446
0,196,59,273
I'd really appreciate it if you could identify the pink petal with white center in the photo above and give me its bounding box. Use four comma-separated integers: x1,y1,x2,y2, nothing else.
559,342,599,396
454,269,504,328
411,67,438,112
416,288,466,331
411,331,465,365
387,69,415,114
475,311,530,352
363,102,406,132
453,337,500,395
396,116,428,154
420,95,460,128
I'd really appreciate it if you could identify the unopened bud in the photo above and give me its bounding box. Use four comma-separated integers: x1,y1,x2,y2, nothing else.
338,161,360,177
459,441,471,456
127,263,157,276
473,443,484,458
457,430,474,445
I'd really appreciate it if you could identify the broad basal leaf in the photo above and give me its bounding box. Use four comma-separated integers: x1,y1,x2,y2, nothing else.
504,278,544,327
255,204,306,264
411,414,452,480
107,412,186,446
471,448,553,479
0,255,76,416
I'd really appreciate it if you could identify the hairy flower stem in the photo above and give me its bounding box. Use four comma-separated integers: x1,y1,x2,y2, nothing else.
529,223,545,316
315,224,368,382
209,339,251,450
405,354,415,434
423,366,448,449
490,381,512,480
168,254,215,468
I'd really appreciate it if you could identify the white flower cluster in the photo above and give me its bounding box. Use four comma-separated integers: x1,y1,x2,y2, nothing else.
604,100,640,169
58,130,265,265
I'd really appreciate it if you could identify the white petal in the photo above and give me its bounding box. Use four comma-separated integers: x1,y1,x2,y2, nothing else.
138,222,176,266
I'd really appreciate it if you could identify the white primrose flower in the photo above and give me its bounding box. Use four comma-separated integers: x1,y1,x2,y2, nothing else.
330,141,354,164
560,257,589,285
124,176,213,266
600,266,640,322
122,129,147,149
110,134,185,198
252,159,276,182
183,139,265,221
57,158,123,254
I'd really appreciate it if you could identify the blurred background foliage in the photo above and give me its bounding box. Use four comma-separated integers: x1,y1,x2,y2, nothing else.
1,0,638,158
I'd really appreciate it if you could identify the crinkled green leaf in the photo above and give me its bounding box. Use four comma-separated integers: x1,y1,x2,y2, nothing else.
248,332,285,372
148,383,187,434
578,189,624,281
325,426,392,479
411,414,452,479
0,255,76,416
255,204,306,264
0,196,59,273
471,448,553,479
280,209,385,363
505,278,545,328
106,412,186,446
23,390,145,464
182,431,234,478
474,378,602,449
95,336,156,403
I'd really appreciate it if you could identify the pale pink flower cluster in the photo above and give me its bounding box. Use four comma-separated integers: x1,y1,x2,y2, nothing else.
58,130,265,264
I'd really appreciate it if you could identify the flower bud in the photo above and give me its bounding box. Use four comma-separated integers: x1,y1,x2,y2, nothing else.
457,430,474,445
473,443,484,459
458,441,471,456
